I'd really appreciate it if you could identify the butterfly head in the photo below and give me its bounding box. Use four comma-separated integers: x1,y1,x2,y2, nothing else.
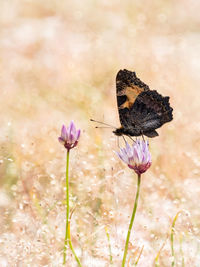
113,126,139,136
113,127,124,136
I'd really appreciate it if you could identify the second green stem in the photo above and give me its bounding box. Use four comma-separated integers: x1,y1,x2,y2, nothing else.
63,150,70,264
63,150,82,267
122,174,141,267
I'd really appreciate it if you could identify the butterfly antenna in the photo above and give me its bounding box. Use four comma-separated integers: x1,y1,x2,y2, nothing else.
90,119,116,129
95,126,112,129
122,135,126,144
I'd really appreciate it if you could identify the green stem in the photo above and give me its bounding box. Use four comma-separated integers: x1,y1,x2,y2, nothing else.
122,174,141,267
63,150,70,264
68,223,82,267
63,150,82,267
170,211,181,267
171,227,175,267
105,227,113,264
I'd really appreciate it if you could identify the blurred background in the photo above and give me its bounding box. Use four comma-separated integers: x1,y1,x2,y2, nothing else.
0,0,200,266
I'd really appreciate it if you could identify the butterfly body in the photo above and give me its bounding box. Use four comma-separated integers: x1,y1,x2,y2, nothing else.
114,69,173,138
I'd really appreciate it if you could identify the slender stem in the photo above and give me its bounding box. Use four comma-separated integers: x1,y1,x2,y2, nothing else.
63,150,82,267
68,222,82,267
171,226,175,267
134,245,144,265
154,240,166,267
122,174,141,267
171,211,181,267
105,227,113,264
63,150,70,264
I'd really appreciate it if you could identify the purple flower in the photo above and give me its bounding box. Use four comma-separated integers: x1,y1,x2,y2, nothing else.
116,140,151,175
58,121,81,151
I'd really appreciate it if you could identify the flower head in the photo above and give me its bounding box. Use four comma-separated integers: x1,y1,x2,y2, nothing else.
58,121,81,151
116,139,151,175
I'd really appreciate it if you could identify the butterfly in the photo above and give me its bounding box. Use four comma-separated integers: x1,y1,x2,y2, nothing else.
113,69,173,138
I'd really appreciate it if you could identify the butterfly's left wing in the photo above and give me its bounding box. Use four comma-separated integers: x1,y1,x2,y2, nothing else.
116,69,149,128
129,90,173,137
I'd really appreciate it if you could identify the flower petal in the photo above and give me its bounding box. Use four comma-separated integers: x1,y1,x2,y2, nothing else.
58,121,81,150
58,136,65,145
116,139,151,174
76,129,81,141
61,125,67,140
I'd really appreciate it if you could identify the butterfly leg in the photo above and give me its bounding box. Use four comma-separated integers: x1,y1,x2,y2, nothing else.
122,135,126,143
140,131,145,141
128,135,136,143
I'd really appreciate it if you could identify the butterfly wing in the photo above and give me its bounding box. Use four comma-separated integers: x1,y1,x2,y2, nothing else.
116,69,173,137
116,69,149,128
129,90,173,137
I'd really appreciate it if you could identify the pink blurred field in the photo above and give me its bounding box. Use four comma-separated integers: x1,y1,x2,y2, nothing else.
0,1,200,266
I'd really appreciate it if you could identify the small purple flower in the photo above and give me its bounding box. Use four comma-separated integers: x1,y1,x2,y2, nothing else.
58,121,81,151
116,139,151,175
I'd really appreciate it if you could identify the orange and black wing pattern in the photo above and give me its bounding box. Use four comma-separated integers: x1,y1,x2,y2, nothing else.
115,69,173,138
116,69,149,129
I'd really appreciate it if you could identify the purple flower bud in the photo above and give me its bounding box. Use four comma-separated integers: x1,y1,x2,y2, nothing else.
116,140,151,175
58,121,81,151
